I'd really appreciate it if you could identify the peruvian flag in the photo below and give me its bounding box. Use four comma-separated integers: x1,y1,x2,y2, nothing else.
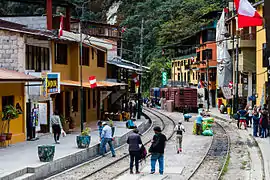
58,15,64,38
234,0,263,28
121,26,127,33
228,81,233,89
132,73,140,87
89,76,97,88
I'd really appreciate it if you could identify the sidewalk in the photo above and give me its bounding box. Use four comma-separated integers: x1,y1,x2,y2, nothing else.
0,119,147,180
209,108,270,180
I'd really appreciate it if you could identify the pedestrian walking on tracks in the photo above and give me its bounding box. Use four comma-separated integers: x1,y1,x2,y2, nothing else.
196,113,203,135
100,122,116,157
174,121,185,153
127,129,142,174
149,126,167,175
237,106,248,129
50,111,63,144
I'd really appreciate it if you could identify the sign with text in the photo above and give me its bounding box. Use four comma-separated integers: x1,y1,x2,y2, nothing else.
162,72,167,86
41,72,60,96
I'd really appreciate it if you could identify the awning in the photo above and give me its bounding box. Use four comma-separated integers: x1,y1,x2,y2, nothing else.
61,80,127,88
0,68,42,82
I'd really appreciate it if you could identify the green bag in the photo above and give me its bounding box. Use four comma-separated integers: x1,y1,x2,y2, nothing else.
202,129,213,136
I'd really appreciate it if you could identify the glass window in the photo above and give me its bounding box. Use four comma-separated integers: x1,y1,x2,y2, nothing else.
26,45,50,72
2,96,14,111
55,43,67,64
82,46,89,66
97,50,105,67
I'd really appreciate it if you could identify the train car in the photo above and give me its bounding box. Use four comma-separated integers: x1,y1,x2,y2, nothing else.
160,88,169,100
169,87,198,112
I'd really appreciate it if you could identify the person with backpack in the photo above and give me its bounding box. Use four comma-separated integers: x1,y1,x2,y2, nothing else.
127,129,143,174
174,121,185,153
149,126,167,175
237,106,248,129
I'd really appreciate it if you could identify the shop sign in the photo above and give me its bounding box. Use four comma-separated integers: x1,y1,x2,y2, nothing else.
41,72,60,97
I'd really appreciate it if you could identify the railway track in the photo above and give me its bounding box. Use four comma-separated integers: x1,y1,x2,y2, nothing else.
187,121,230,180
47,108,175,180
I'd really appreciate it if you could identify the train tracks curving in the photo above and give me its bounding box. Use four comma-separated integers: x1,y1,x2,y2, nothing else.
47,108,176,180
187,121,230,180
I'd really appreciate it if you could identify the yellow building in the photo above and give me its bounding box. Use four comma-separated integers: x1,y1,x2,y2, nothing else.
0,69,42,144
51,37,109,127
171,54,199,86
256,2,267,105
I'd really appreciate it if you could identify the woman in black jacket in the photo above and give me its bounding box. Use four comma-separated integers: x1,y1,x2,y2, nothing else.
260,110,268,138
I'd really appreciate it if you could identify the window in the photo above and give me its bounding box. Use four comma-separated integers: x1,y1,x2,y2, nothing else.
202,49,212,60
92,47,95,60
97,50,105,67
197,52,200,61
82,46,89,66
93,90,96,108
202,29,216,42
177,62,180,66
178,73,180,81
2,96,14,111
88,89,91,109
72,89,78,112
193,72,195,80
55,43,67,64
26,45,50,72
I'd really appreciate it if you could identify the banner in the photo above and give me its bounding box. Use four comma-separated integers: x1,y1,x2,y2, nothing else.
216,10,232,88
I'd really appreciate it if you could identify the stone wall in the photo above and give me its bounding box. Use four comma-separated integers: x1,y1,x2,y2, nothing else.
0,30,25,72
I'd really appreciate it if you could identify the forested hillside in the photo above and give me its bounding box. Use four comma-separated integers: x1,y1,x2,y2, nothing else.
0,0,234,90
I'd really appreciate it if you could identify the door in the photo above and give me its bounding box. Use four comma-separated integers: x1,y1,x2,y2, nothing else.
83,90,86,122
65,91,71,118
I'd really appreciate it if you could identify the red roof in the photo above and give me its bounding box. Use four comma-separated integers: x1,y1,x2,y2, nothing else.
0,68,42,82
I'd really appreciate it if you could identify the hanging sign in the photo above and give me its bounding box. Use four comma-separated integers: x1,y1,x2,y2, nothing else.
41,72,60,97
162,72,167,86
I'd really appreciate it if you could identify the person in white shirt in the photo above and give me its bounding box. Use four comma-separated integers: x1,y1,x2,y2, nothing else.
100,122,116,157
247,106,253,127
174,121,185,153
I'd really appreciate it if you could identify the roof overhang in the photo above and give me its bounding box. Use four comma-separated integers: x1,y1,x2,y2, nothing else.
61,80,127,88
0,68,43,82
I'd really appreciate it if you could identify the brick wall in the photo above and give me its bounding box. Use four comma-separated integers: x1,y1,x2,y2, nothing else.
0,30,25,72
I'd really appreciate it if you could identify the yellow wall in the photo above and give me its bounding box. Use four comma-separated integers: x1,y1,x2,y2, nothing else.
171,56,199,84
256,4,267,105
51,41,107,125
0,83,25,144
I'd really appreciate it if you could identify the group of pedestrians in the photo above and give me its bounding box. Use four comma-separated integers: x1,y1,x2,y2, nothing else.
236,104,269,138
127,126,167,175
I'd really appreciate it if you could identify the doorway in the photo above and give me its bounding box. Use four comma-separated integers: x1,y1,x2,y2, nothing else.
65,91,71,118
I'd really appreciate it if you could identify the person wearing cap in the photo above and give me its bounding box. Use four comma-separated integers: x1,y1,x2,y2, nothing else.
174,121,185,153
100,122,116,157
127,129,142,174
149,126,167,175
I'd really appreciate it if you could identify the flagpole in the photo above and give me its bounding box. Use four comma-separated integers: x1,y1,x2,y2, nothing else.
137,18,144,120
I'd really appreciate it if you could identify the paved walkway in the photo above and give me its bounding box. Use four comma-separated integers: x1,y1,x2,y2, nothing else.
0,120,144,178
116,110,213,180
209,108,269,180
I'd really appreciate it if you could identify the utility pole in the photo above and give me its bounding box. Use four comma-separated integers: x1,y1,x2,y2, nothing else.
79,15,84,132
235,36,239,111
137,18,144,120
206,52,210,112
265,0,270,113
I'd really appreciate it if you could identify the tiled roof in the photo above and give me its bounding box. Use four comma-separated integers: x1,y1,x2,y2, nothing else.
0,68,42,82
0,19,55,38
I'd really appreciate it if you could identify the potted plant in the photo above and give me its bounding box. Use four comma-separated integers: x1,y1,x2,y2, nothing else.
109,119,115,137
2,105,20,140
76,127,91,148
38,144,55,162
60,115,69,133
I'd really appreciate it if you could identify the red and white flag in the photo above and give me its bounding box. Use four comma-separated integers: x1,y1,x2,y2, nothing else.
228,81,233,89
89,76,97,88
121,26,127,33
234,0,263,28
58,15,64,38
132,73,140,87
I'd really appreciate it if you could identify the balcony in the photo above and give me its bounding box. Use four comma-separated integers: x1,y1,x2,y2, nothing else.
238,49,256,72
227,33,256,50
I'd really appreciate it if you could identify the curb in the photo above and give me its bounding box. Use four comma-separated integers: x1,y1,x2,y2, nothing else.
1,116,152,180
209,112,265,180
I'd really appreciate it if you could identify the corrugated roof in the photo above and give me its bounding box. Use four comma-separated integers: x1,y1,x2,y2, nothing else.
0,68,42,82
0,19,55,38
